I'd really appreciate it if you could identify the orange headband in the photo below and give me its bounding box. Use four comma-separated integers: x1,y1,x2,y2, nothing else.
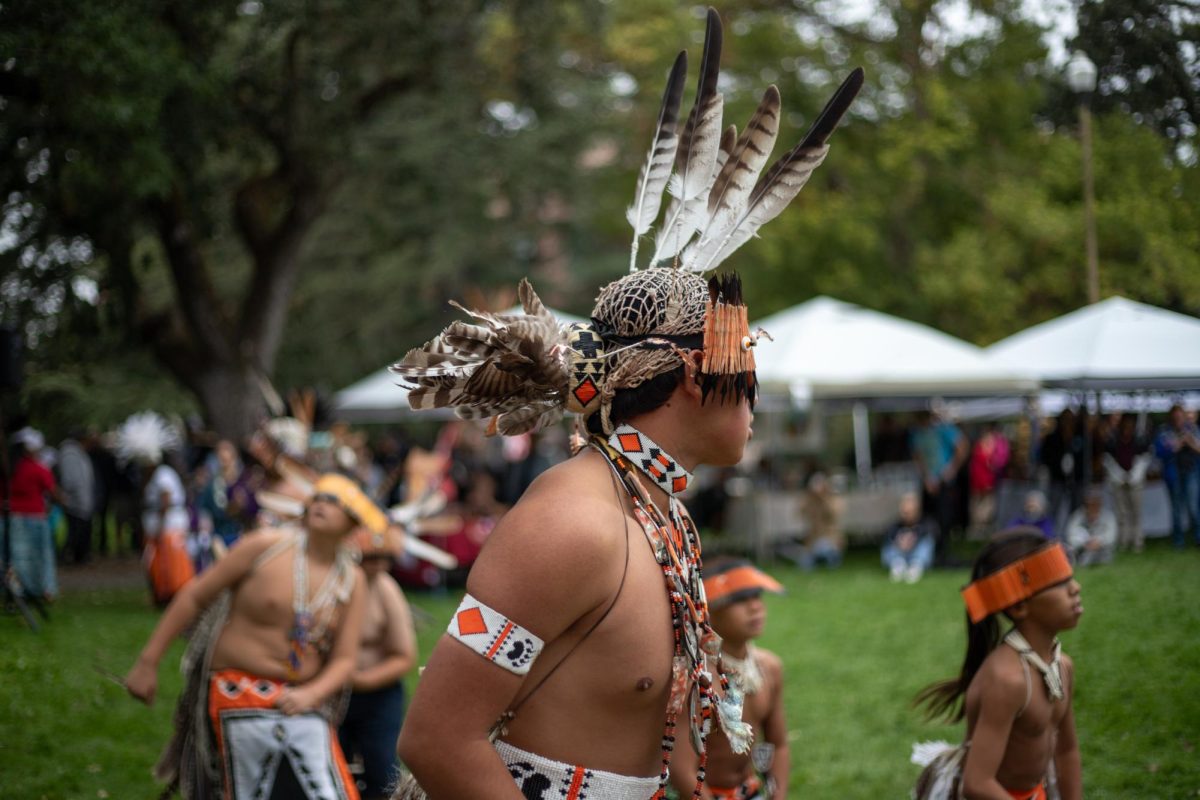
960,544,1073,623
704,563,784,609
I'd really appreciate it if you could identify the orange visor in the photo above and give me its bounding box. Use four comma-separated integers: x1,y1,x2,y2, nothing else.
703,561,784,610
310,473,389,536
960,544,1073,623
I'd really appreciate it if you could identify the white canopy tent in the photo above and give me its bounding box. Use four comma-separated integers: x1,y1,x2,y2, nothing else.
986,296,1200,390
753,296,1037,401
750,296,1036,478
334,304,587,422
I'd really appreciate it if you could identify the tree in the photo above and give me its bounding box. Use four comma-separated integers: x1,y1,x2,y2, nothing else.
0,0,610,437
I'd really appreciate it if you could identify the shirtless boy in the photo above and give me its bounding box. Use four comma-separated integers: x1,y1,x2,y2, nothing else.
673,558,789,800
340,525,417,799
914,530,1083,800
126,473,380,799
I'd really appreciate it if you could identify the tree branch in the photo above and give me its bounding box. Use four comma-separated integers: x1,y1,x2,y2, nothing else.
153,187,234,364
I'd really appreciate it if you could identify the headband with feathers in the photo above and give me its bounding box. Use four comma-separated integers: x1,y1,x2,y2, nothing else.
394,8,861,435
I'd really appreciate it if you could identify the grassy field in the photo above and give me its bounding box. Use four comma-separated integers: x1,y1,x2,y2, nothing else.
2,543,1197,799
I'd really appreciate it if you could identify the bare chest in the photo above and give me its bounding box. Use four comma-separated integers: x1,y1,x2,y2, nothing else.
232,552,341,629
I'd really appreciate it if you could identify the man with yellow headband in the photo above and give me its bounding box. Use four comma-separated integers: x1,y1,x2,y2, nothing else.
125,473,383,800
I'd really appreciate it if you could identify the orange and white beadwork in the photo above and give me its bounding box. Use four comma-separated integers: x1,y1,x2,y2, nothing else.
448,593,544,676
608,424,693,497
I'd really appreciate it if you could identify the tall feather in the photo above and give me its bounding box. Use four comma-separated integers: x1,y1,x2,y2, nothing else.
654,120,737,265
626,50,688,272
683,85,781,271
685,68,864,273
652,9,724,266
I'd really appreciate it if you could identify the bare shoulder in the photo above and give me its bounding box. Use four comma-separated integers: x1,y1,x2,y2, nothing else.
754,646,784,680
466,450,629,635
374,571,406,605
475,451,627,572
973,646,1029,709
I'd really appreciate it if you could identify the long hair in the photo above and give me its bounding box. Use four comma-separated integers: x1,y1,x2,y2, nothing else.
913,528,1051,722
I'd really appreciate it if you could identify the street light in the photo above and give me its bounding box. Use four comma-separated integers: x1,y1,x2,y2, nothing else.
1066,51,1100,305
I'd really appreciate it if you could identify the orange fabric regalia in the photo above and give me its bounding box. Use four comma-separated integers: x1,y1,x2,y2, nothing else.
960,544,1072,624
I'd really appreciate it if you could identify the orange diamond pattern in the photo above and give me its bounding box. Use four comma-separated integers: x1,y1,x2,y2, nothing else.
456,607,488,636
618,432,642,453
573,377,598,406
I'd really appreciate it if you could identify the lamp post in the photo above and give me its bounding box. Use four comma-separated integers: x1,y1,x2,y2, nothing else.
1066,51,1100,305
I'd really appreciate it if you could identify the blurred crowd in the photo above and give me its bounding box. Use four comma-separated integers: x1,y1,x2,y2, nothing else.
770,402,1200,583
0,416,570,604
3,401,1197,601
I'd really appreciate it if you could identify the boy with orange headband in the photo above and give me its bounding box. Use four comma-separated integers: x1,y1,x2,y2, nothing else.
912,529,1084,800
670,558,789,800
125,473,380,800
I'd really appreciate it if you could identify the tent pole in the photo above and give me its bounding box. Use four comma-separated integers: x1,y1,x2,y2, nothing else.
852,402,872,482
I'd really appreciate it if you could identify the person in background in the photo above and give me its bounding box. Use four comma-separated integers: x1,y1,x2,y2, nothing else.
797,471,846,570
1102,414,1151,553
1064,488,1117,567
197,439,258,550
910,409,968,566
115,413,195,606
882,492,937,583
1154,404,1200,549
340,524,417,800
968,422,1010,539
3,428,66,601
57,430,97,565
1007,490,1056,541
1039,409,1086,533
671,558,789,800
912,532,1082,800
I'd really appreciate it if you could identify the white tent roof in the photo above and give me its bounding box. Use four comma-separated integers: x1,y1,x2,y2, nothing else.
753,296,1036,400
987,296,1200,390
334,304,587,422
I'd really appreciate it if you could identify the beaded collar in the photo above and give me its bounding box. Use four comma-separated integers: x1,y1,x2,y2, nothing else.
606,424,693,497
591,433,751,797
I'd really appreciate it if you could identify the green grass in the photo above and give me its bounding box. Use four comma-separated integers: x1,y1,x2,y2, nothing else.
3,544,1198,799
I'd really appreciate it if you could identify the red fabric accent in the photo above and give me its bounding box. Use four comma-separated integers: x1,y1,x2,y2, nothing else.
709,774,763,799
961,545,1072,623
6,457,55,515
1006,782,1046,800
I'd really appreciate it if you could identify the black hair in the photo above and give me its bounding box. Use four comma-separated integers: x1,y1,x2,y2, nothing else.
913,527,1052,722
585,366,685,435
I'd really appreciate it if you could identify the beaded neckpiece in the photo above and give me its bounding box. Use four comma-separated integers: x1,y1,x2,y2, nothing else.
287,531,355,680
592,432,750,798
606,424,694,497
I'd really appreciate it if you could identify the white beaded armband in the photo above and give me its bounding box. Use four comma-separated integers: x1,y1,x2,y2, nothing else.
447,593,544,676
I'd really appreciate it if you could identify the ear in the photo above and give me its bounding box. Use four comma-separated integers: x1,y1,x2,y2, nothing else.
1006,601,1029,622
679,349,705,402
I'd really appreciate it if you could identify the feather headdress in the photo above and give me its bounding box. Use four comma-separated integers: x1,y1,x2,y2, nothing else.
114,412,182,465
393,8,861,435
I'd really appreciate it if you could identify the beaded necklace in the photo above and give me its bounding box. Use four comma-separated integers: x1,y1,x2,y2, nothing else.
287,530,355,681
594,428,750,799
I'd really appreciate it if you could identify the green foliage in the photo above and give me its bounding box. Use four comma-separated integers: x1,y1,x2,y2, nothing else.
4,546,1197,798
1,1,1198,435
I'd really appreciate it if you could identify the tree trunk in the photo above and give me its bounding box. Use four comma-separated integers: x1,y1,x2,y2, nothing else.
192,363,269,442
